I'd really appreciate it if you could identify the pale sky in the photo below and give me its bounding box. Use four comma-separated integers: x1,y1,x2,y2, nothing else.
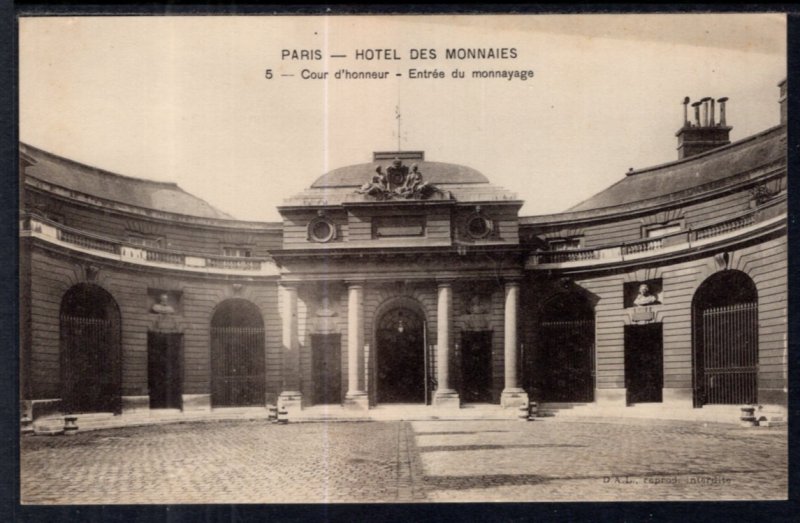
19,14,787,222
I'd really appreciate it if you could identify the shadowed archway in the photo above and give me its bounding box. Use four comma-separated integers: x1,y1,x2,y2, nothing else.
210,299,266,407
60,283,122,413
692,270,758,407
375,298,428,404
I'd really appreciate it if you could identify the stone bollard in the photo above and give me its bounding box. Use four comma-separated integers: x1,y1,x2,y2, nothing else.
528,402,539,421
277,407,289,425
740,406,757,426
64,415,79,435
518,404,529,421
740,406,757,427
268,405,278,423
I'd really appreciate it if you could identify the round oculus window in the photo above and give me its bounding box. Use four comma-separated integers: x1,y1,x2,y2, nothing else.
309,218,335,243
466,215,492,239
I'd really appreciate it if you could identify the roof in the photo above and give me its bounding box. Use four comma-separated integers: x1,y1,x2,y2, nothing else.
566,125,786,213
20,143,233,219
311,160,490,188
283,160,517,207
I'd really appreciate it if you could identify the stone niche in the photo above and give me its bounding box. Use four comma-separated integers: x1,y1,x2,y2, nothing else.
624,279,662,323
624,279,663,309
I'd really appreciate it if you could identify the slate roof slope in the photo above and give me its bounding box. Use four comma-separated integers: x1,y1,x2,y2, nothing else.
566,125,786,213
285,160,518,206
20,143,233,219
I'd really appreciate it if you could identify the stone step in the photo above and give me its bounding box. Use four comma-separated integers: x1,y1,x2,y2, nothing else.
535,403,590,417
26,404,524,432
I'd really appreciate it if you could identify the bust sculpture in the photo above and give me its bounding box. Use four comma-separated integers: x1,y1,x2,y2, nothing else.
633,284,659,306
151,293,175,314
462,295,490,330
311,296,338,334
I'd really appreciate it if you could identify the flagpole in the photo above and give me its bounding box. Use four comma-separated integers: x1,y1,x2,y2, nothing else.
396,106,401,151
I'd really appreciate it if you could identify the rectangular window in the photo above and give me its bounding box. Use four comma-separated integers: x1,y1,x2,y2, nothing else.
548,237,583,251
127,234,164,249
222,246,252,257
645,224,682,238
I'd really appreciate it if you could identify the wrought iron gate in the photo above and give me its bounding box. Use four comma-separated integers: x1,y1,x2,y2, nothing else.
539,319,595,402
61,314,121,413
696,302,758,405
210,326,265,407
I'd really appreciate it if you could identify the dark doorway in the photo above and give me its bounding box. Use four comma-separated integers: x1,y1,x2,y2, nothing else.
148,332,183,409
537,293,595,403
624,324,664,404
377,307,425,403
60,284,122,413
460,331,493,402
312,334,342,405
692,270,758,407
210,299,266,407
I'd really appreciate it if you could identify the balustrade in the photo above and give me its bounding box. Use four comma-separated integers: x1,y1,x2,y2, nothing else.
21,214,271,273
530,202,782,267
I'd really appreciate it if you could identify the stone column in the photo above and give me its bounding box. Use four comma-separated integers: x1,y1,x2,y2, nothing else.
501,279,529,408
278,283,303,412
433,281,460,408
344,281,369,409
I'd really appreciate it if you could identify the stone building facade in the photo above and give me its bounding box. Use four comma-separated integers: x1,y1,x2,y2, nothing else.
19,82,788,423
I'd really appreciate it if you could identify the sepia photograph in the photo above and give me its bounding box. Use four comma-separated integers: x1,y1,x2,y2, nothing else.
17,13,788,504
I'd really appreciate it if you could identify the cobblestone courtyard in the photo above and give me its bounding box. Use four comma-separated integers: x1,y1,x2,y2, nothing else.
21,418,787,503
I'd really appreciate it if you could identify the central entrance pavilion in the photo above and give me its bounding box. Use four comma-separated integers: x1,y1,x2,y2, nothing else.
271,150,529,412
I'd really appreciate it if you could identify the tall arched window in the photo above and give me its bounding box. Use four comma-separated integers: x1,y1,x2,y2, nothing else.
60,284,122,413
210,299,266,407
692,270,758,406
537,292,595,402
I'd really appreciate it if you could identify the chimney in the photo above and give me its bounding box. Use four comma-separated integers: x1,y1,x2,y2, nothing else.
778,79,787,125
675,95,732,160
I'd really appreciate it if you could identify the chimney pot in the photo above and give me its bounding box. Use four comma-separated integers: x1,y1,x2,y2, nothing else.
710,98,716,126
691,101,702,126
717,97,729,126
682,97,690,126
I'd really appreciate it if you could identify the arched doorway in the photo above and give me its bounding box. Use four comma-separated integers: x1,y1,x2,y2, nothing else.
210,299,266,407
692,270,758,406
376,305,426,403
537,292,595,402
60,284,122,413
